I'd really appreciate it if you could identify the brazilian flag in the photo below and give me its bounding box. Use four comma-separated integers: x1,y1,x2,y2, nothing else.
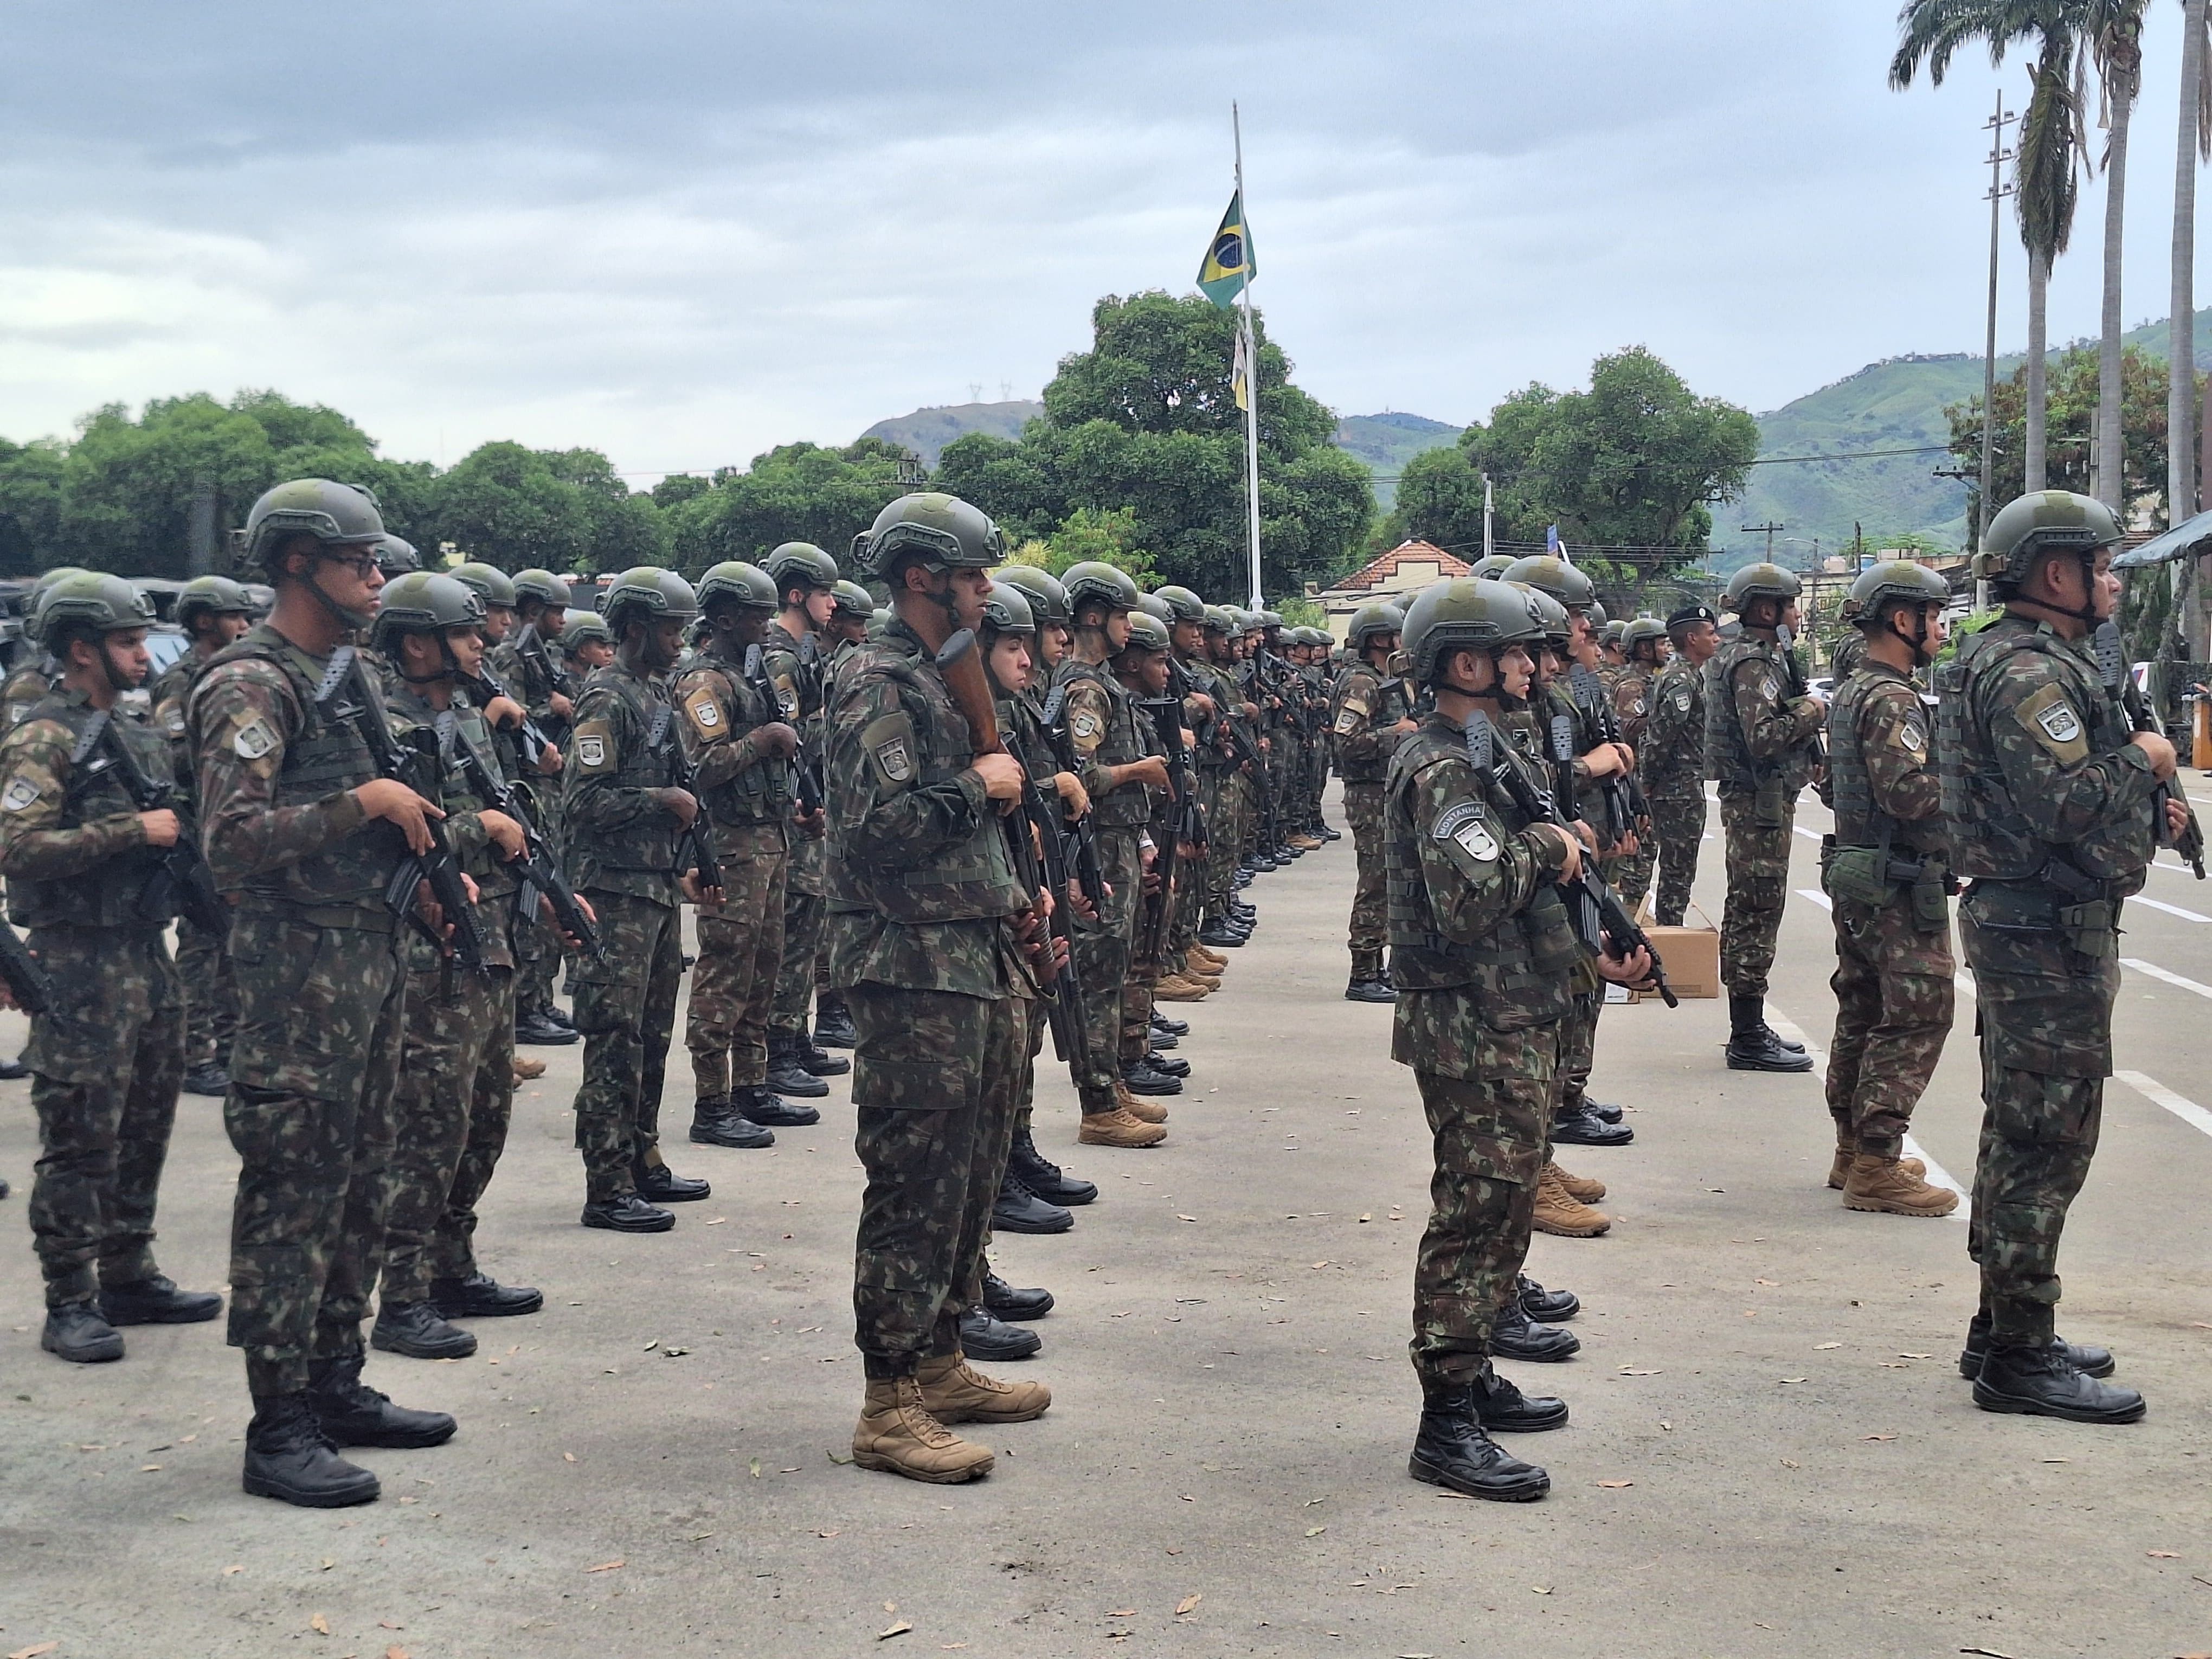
1198,191,1255,309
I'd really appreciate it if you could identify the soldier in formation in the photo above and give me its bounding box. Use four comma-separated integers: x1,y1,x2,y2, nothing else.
1641,603,1718,927
1332,600,1413,1003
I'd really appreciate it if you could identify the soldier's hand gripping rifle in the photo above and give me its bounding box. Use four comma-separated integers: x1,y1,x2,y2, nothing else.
1475,711,1677,1008
936,631,1086,1068
1569,660,1649,847
1038,682,1108,907
512,621,577,737
1137,690,1205,966
447,727,606,959
320,646,485,973
82,709,230,936
465,661,557,771
741,643,824,814
647,706,722,896
2097,621,2206,878
0,917,56,1013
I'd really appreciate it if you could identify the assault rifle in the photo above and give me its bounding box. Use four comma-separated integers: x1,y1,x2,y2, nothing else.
319,646,485,973
1777,628,1827,773
2096,621,2206,879
1136,689,1204,967
647,705,722,895
447,726,606,959
1473,710,1677,1008
80,710,230,936
1037,681,1108,906
511,621,576,737
1568,661,1650,851
0,921,56,1014
741,644,824,813
936,631,1086,1068
465,662,558,773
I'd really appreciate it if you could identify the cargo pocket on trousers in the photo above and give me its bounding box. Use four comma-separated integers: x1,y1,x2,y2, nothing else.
852,994,986,1111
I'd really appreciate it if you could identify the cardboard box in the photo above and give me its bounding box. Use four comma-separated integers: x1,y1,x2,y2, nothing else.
1635,903,1720,1000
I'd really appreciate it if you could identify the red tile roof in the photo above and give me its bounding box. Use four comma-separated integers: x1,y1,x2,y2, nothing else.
1325,541,1471,593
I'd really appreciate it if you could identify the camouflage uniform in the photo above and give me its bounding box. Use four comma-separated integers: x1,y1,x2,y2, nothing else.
152,651,237,1072
1,658,57,732
1386,712,1577,1379
1607,661,1658,915
672,639,793,1104
1,689,187,1307
375,685,520,1305
761,620,828,1043
1705,633,1823,995
825,616,1033,1372
1195,657,1253,923
489,624,576,1025
1821,663,1953,1154
190,627,408,1396
563,659,687,1201
1333,658,1410,980
1534,681,1606,1116
1054,655,1152,1112
1940,616,2158,1348
1828,629,1867,685
1642,654,1708,927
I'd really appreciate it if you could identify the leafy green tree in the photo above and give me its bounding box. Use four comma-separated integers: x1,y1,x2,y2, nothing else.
429,441,664,573
1041,506,1157,585
934,291,1372,599
1944,341,2176,526
663,438,915,577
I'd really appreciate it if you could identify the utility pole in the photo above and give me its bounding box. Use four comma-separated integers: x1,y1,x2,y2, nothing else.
1741,522,1784,563
1482,473,1495,561
1980,92,2018,601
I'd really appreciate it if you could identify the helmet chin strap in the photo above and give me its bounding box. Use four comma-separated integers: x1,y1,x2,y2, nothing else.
303,554,375,635
1879,608,1935,667
99,636,134,695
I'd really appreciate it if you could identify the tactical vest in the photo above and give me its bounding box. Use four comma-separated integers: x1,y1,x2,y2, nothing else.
1702,633,1810,794
1056,658,1153,827
4,695,172,929
1382,719,1577,1029
1331,666,1394,785
200,627,400,915
1645,657,1705,789
686,648,792,828
567,665,680,881
1938,618,2143,889
384,682,518,898
1827,666,1939,857
829,640,1027,925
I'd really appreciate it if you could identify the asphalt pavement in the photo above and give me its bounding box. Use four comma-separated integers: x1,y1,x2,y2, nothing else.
2,783,2209,1658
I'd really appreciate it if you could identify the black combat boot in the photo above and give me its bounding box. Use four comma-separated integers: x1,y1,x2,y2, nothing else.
766,1033,831,1098
1151,1012,1189,1039
1006,1125,1097,1206
992,1172,1074,1235
1146,1050,1191,1078
514,1008,579,1046
310,1353,458,1448
1407,1375,1551,1502
42,1301,124,1364
982,1270,1054,1321
813,993,858,1049
1344,976,1396,1004
182,1062,231,1097
1586,1098,1625,1124
428,1273,543,1319
1488,1302,1582,1362
371,1300,479,1360
959,1307,1042,1361
582,1193,676,1232
243,1393,381,1508
736,1085,820,1129
1517,1273,1579,1323
634,1159,711,1203
1121,1057,1183,1096
795,1024,850,1077
1551,1099,1635,1147
690,1097,777,1148
1199,921,1246,948
1957,1310,2112,1380
1972,1340,2144,1423
100,1273,222,1326
1725,995,1815,1072
1470,1365,1570,1432
1148,1023,1178,1050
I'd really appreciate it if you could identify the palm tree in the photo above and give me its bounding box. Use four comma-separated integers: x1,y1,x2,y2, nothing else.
2091,2,2147,514
2170,0,2210,531
1892,1,2091,493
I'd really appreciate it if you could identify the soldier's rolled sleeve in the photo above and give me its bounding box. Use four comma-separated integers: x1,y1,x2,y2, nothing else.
1861,686,1943,823
191,664,368,888
1980,669,2160,845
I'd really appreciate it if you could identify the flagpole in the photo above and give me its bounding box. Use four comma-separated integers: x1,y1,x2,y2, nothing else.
1234,102,1263,610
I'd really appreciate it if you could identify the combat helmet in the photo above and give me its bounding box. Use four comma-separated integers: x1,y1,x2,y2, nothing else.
1975,489,2122,591
1401,577,1547,685
36,573,155,652
241,479,384,575
696,561,779,614
1721,562,1803,609
370,571,486,654
1508,581,1573,649
561,611,613,652
980,580,1038,639
1603,619,1628,648
1848,560,1950,620
998,565,1070,626
375,535,421,577
175,574,255,630
512,568,572,610
1620,617,1668,659
1062,560,1141,620
1469,554,1518,581
601,567,699,634
1201,603,1234,635
830,579,877,621
1152,584,1206,624
1346,601,1404,654
850,493,1001,578
764,542,839,598
1135,590,1173,627
1500,555,1597,611
451,562,517,609
1120,611,1171,653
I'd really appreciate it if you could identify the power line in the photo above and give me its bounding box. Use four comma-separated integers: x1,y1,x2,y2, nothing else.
1365,442,1956,482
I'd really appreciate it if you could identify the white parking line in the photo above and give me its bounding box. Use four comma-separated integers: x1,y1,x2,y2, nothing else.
1797,888,1831,911
2120,957,2212,999
1792,825,1823,843
1763,1005,1969,1216
2130,896,2211,923
2113,1071,2212,1142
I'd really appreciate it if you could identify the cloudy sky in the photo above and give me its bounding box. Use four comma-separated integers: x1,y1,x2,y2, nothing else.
4,2,2209,479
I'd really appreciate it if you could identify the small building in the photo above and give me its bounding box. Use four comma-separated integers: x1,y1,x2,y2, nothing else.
1308,541,1471,643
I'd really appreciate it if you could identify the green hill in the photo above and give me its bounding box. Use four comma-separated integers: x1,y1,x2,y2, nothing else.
860,401,1043,465
1331,411,1462,507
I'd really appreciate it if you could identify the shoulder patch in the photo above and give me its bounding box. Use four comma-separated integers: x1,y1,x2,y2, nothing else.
1332,705,1363,737
1630,697,1647,717
157,698,187,737
1,776,41,813
683,685,727,740
772,671,799,721
1432,798,1488,840
2014,681,2088,764
1896,716,1926,754
232,714,279,761
1433,797,1501,863
1673,687,1693,712
860,711,917,787
573,718,615,773
1759,672,1780,702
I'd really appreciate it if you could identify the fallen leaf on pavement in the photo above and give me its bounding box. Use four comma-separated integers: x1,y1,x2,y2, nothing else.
222,1565,243,1576
1531,1585,1552,1594
1105,1610,1136,1617
1779,1459,1801,1469
1596,1480,1633,1489
1306,1526,1326,1537
9,1644,61,1659
1175,1594,1202,1615
563,1452,576,1463
1618,1367,1662,1377
878,1623,911,1641
749,1458,762,1478
1176,1214,1197,1223
1898,1352,1932,1360
311,1612,331,1634
584,1560,624,1573
1779,1377,1808,1385
1814,1342,1841,1351
1958,1648,2015,1659
1864,1435,1897,1443
2147,1550,2178,1558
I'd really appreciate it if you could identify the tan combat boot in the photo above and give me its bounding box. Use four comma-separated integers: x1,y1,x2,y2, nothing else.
1114,1082,1169,1124
1154,974,1211,1002
1078,1105,1167,1148
1552,1163,1607,1203
916,1354,1051,1424
512,1054,546,1082
1287,831,1324,851
1532,1163,1611,1237
1187,944,1228,974
1827,1141,1925,1190
852,1377,995,1483
1842,1154,1959,1217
